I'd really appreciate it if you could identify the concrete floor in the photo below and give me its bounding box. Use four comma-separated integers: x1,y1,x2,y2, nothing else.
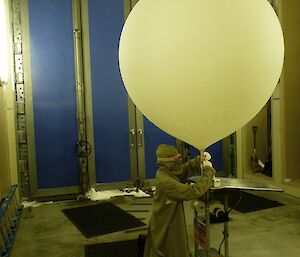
10,191,300,257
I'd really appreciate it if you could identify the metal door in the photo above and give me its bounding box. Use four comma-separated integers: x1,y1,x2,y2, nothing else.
88,0,132,186
24,0,80,197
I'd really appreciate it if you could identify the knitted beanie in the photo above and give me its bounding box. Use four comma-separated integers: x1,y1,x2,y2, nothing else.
156,144,178,158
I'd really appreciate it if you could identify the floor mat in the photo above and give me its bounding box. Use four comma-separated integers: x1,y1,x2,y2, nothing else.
85,237,145,257
228,191,284,213
62,202,146,238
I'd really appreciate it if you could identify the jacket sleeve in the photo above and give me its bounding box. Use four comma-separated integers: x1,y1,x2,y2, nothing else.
158,166,215,201
178,156,202,181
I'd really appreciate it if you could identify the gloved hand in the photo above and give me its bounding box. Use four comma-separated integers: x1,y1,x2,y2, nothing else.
201,151,213,168
203,160,213,168
202,151,211,161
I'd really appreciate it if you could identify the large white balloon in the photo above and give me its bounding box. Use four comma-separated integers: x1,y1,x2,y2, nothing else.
119,0,284,150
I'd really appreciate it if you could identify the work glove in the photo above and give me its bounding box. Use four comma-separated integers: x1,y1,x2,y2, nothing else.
201,151,213,168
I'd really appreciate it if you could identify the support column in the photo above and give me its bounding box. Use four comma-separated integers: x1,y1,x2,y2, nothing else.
72,0,90,195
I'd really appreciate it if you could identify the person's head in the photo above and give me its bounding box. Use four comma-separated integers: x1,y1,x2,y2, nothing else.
156,144,182,171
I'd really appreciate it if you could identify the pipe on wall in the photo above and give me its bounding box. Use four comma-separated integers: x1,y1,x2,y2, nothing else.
72,0,89,195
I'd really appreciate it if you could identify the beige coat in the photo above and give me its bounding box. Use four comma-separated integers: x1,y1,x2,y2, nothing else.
144,158,214,257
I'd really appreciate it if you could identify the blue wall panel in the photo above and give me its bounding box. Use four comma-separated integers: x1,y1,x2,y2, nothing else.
28,0,79,188
89,0,131,183
207,141,224,172
144,118,176,179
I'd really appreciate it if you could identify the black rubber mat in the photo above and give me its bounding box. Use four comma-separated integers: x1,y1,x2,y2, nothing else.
62,202,146,238
228,191,284,213
85,236,146,257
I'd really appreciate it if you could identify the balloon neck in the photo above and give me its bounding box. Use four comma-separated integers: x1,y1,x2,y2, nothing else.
198,148,206,158
198,148,206,175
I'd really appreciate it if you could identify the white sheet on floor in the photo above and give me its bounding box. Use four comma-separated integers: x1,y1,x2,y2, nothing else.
22,200,53,208
86,187,151,201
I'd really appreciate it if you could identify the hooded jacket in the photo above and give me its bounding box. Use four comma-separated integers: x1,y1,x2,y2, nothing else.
144,157,214,257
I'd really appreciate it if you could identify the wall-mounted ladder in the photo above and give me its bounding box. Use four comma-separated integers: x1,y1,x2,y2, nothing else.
11,0,30,198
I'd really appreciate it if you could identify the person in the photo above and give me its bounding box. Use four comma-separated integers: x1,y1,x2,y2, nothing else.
143,144,215,257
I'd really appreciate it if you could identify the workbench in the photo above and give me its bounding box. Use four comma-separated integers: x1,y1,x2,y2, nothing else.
188,177,283,257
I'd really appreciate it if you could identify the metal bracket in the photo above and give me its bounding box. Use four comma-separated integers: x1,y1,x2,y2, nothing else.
73,29,82,37
76,82,84,93
130,129,136,148
138,129,143,147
